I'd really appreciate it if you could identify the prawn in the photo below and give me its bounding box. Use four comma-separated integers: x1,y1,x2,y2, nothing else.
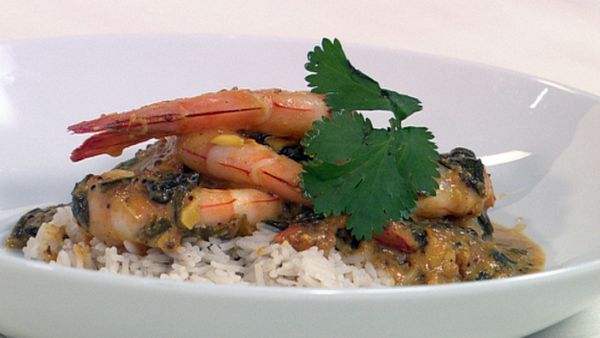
69,89,495,221
178,131,495,218
71,140,283,252
69,89,329,161
176,130,306,205
415,165,495,219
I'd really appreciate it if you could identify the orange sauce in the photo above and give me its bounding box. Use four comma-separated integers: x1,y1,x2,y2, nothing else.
357,222,544,285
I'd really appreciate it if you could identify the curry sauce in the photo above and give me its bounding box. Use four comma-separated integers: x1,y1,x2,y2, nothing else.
353,221,544,285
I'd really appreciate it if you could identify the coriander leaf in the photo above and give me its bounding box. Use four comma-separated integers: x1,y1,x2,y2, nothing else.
392,126,440,196
301,110,373,164
301,113,439,240
305,38,422,122
301,38,440,241
382,90,422,126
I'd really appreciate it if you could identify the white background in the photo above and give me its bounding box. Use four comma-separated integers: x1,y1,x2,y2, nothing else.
1,1,599,336
2,0,599,96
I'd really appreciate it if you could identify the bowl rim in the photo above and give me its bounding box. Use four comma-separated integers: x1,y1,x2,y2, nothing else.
2,32,598,99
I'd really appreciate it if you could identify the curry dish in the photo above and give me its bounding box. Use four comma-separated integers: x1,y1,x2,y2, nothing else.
6,131,544,286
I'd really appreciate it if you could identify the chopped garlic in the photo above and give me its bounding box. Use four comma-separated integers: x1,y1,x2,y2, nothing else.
211,134,245,147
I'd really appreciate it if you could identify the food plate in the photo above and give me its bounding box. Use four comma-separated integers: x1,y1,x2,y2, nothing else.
1,35,599,338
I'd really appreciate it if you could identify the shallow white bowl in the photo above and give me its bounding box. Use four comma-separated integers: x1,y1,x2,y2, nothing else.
1,35,599,338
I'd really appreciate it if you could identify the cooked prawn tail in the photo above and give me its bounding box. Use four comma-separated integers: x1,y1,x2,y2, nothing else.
67,91,268,135
68,113,131,134
70,131,153,162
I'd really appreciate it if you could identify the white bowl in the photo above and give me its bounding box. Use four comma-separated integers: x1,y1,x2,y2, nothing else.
1,35,599,338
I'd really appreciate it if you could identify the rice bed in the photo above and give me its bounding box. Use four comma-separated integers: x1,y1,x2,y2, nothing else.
22,206,395,288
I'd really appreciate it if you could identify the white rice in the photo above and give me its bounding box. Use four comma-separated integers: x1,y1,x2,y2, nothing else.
23,206,395,287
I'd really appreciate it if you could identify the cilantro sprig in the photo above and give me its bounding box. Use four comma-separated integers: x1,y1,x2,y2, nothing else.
301,38,440,240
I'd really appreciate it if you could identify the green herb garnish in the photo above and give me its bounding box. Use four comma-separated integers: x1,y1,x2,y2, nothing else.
301,38,440,240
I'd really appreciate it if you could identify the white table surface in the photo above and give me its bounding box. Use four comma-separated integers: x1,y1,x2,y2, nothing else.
1,1,599,337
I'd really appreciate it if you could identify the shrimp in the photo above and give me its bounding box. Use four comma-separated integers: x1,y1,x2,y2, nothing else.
176,130,307,205
416,147,496,220
178,131,494,218
415,166,495,219
71,140,283,252
68,88,494,221
69,89,329,161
